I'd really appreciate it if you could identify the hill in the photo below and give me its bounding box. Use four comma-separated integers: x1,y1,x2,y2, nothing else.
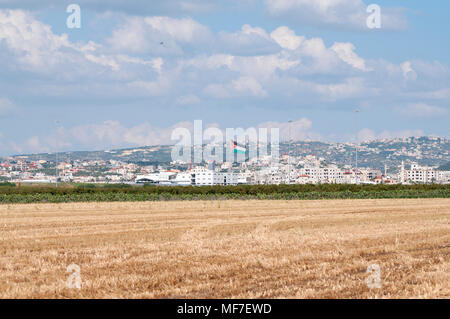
3,136,449,172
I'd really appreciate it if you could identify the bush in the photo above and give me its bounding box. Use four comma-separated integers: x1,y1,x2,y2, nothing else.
76,184,96,189
103,183,132,189
0,182,15,187
0,183,448,204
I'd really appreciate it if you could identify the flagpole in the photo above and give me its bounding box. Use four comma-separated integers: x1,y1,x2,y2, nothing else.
55,120,60,187
288,120,292,184
354,110,359,185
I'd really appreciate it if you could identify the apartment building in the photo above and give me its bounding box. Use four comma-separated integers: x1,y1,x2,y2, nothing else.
190,167,238,186
400,162,449,184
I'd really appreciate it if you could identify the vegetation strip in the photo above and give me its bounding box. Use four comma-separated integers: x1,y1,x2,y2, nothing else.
0,184,448,203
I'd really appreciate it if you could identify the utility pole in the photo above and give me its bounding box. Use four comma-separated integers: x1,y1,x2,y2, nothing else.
355,110,359,185
56,151,58,187
55,120,60,187
288,120,292,184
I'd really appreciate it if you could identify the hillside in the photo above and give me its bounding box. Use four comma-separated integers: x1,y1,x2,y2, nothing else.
3,136,449,172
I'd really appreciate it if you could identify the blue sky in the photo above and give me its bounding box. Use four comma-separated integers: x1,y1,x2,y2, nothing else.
0,0,449,155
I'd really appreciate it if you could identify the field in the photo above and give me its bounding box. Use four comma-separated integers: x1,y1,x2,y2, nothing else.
0,199,449,298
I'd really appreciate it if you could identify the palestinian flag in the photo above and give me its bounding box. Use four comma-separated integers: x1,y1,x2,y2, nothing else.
231,140,246,154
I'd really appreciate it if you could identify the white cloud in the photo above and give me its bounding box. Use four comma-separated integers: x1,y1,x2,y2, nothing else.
217,24,280,55
257,118,315,141
270,26,305,50
313,77,369,101
176,94,201,105
272,32,343,75
15,118,318,153
0,10,72,70
331,42,370,71
106,16,211,54
117,56,164,73
84,53,120,71
2,11,442,109
204,76,267,98
358,128,425,141
357,128,376,141
0,1,217,15
404,89,450,100
108,19,280,57
264,0,408,30
400,61,417,80
0,9,165,81
233,54,300,80
146,16,211,43
126,77,172,96
232,76,267,97
377,129,424,140
42,120,195,151
25,136,44,153
0,9,448,148
395,103,448,118
183,54,235,70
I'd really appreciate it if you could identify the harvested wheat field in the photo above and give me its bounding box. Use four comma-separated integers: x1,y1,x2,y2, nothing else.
0,199,449,298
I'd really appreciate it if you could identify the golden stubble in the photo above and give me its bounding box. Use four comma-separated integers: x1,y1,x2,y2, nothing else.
0,199,448,298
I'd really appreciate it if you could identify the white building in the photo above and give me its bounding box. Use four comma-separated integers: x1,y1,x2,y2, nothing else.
190,167,214,186
237,171,253,184
135,171,177,184
298,165,345,183
189,167,238,186
137,167,239,186
400,161,450,184
173,172,191,186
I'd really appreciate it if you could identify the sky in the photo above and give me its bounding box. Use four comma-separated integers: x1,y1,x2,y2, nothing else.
0,0,449,155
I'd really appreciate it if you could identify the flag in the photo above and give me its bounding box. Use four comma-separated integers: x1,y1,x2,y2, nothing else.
231,140,246,154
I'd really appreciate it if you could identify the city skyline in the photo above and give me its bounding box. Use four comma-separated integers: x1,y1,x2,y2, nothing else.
0,1,449,156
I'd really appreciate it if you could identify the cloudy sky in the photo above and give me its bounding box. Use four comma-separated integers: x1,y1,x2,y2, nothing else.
0,0,449,155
